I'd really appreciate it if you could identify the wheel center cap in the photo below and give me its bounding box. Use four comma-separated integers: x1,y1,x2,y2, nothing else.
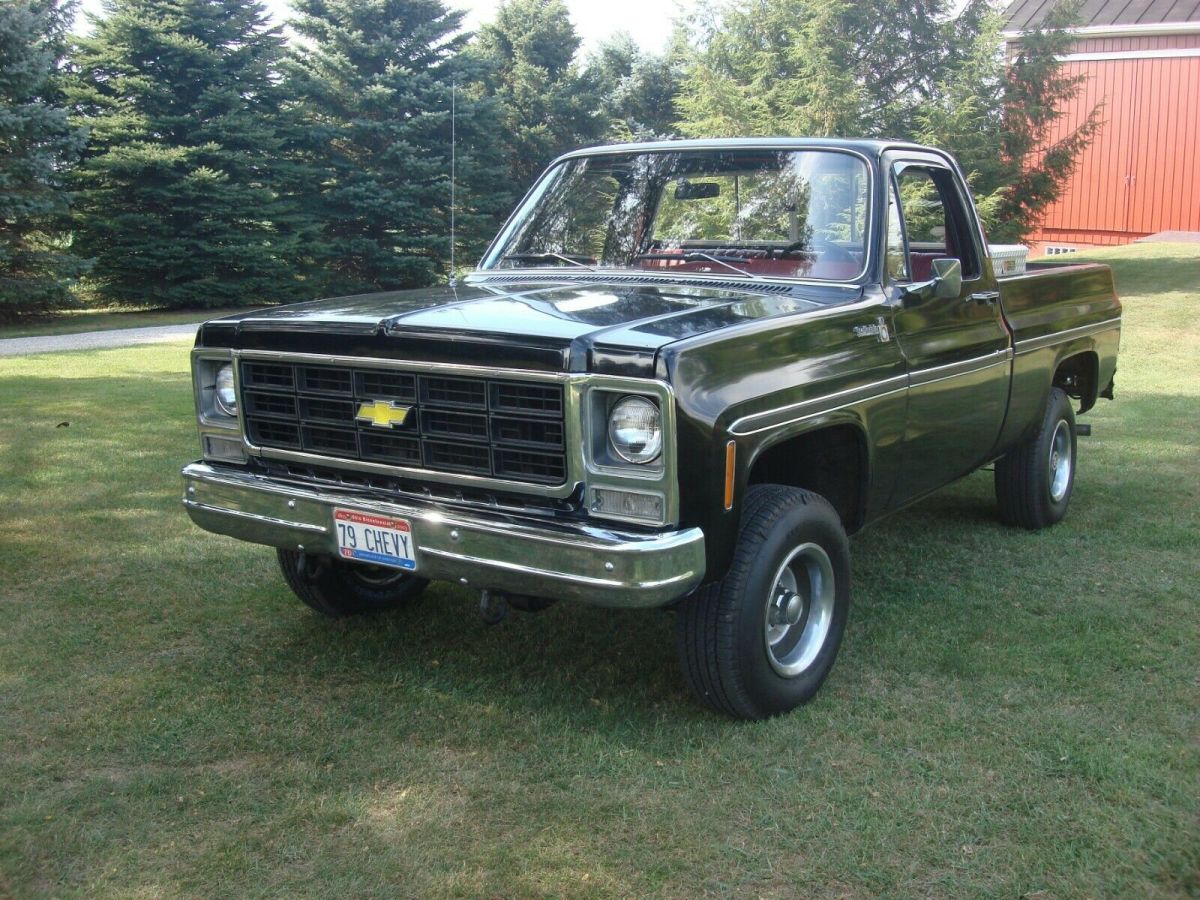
1051,451,1059,469
783,591,805,626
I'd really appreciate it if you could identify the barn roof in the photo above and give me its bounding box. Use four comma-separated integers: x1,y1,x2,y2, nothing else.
1003,0,1200,32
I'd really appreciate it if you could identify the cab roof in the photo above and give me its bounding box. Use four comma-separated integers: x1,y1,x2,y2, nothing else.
554,137,944,164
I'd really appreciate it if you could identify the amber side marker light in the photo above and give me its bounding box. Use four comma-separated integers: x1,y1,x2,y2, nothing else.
724,440,736,510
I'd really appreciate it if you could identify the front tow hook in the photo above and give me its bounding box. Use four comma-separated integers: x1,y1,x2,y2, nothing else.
479,589,508,625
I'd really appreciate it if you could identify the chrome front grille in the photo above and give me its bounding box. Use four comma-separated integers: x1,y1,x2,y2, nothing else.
240,360,567,486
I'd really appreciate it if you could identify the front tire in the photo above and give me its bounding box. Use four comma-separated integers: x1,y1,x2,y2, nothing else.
676,485,851,720
277,549,428,618
995,387,1077,530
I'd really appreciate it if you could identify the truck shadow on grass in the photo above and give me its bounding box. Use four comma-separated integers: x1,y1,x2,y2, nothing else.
245,470,1081,730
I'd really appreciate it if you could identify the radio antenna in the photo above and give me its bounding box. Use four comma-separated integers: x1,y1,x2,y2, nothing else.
449,80,457,291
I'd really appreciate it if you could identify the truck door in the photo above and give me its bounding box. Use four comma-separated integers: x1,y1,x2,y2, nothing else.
886,156,1011,504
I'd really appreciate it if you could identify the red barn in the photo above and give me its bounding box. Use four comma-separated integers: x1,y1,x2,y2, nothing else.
1003,0,1200,253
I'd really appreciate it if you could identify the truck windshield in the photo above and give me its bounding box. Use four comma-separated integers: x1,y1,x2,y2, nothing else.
481,149,871,282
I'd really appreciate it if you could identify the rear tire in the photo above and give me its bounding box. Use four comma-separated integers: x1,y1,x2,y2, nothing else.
676,485,851,720
277,549,428,618
995,387,1077,530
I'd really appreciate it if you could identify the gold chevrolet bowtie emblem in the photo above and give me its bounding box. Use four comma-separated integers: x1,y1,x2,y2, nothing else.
355,400,412,428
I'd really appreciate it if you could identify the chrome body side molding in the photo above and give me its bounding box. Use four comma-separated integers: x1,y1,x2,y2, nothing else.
1013,317,1122,356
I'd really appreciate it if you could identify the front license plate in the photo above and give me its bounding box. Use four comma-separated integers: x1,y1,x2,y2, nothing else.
333,508,416,570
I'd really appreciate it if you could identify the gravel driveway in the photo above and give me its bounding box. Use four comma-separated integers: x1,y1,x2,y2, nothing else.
0,323,201,357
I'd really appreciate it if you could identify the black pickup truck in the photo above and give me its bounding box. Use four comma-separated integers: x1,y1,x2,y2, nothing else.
182,139,1120,719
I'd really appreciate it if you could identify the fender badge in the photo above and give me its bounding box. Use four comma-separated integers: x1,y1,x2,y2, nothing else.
853,317,891,343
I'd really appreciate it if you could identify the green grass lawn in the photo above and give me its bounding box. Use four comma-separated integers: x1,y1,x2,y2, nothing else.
0,306,268,340
1,243,1196,897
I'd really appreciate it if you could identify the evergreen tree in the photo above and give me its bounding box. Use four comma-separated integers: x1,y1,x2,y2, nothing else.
587,31,681,141
0,0,87,319
676,0,1097,242
287,0,508,295
676,0,973,139
474,0,604,189
992,2,1100,242
914,1,1098,241
67,0,309,308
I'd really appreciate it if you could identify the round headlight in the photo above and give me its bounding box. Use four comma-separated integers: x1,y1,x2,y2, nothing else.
608,396,662,465
214,363,238,417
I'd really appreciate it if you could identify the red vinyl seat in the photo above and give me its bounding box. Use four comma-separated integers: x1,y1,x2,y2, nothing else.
909,252,942,282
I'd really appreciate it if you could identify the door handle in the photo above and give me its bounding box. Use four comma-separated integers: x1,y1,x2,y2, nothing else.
969,291,1000,305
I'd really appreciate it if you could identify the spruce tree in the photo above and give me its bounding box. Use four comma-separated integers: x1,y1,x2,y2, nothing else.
676,0,979,139
912,1,1098,242
0,0,87,320
288,0,509,295
474,0,604,189
587,32,681,141
676,0,1097,242
68,0,309,308
990,2,1100,242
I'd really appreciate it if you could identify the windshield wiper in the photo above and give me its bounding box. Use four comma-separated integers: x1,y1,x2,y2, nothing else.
634,251,763,280
501,252,596,271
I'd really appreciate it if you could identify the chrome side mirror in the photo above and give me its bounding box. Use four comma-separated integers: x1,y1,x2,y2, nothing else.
931,258,962,299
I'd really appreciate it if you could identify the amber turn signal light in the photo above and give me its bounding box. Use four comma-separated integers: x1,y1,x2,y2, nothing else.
724,440,736,510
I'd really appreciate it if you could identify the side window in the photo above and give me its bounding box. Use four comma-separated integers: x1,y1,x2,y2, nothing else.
886,178,908,282
893,163,981,283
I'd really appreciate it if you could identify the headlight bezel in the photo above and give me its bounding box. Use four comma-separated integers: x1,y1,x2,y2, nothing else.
585,387,668,476
192,351,241,432
583,380,675,526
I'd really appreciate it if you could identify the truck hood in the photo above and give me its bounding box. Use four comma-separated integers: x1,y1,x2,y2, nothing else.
198,276,861,376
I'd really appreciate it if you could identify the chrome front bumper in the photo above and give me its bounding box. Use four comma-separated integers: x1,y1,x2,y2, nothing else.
181,462,706,608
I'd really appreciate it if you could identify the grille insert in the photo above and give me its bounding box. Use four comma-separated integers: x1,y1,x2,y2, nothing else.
248,419,300,448
240,360,568,486
424,440,491,475
300,397,356,424
244,392,296,419
422,409,489,441
303,424,357,455
356,370,416,401
491,417,563,449
243,362,294,389
360,431,421,466
421,376,487,408
494,448,567,482
298,366,352,395
492,382,563,417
